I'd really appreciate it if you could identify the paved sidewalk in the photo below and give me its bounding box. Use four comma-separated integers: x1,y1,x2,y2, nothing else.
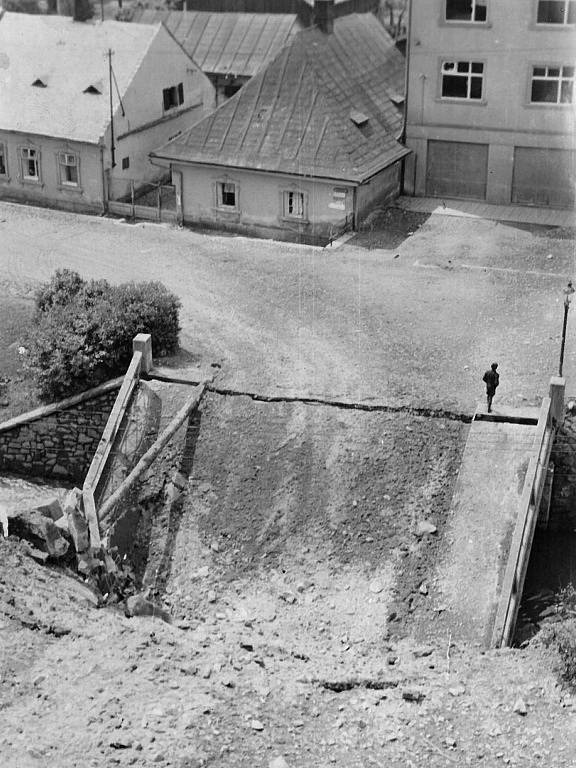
395,196,575,228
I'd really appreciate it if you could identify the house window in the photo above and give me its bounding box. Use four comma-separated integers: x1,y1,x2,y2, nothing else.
0,144,7,176
329,187,347,211
163,83,184,111
21,147,39,181
537,1,576,24
445,0,487,22
531,65,575,103
283,191,305,219
441,61,484,100
217,182,237,208
58,152,79,186
122,157,130,170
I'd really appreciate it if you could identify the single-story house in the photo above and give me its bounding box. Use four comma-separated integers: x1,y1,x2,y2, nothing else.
127,8,303,105
0,10,215,214
150,7,410,244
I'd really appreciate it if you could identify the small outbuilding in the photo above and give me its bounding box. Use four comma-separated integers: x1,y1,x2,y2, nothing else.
151,9,410,244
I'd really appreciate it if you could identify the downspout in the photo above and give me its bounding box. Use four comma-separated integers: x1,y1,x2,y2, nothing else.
400,0,413,194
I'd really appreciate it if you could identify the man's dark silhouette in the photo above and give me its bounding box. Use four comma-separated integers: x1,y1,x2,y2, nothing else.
482,363,499,413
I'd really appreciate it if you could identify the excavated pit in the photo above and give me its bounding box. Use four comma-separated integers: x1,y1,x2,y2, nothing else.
115,389,468,641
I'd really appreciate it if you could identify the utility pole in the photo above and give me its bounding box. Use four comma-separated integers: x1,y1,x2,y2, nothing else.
559,281,574,377
108,49,116,169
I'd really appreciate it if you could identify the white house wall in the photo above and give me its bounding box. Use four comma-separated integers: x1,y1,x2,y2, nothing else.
405,0,576,206
0,132,104,213
174,163,356,243
105,25,216,199
118,25,214,134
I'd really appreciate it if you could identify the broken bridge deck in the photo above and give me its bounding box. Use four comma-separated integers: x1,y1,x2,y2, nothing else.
435,403,541,647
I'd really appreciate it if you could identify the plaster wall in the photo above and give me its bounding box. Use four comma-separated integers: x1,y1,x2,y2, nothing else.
0,133,104,213
405,0,576,203
175,163,356,242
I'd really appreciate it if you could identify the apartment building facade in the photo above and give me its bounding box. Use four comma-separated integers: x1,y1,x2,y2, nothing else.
404,0,576,208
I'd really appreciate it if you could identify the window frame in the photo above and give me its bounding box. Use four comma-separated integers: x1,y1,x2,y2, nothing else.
280,187,308,222
535,0,576,26
215,179,240,212
440,59,486,102
57,151,80,188
444,0,489,24
19,146,41,184
0,143,7,177
529,63,575,105
162,83,185,112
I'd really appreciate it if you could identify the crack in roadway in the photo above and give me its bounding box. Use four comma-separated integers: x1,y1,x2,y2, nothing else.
203,383,473,423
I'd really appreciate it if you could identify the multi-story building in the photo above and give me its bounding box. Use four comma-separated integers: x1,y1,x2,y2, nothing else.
404,0,576,208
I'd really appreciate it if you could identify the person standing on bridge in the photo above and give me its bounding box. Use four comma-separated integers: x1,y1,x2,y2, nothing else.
482,362,499,413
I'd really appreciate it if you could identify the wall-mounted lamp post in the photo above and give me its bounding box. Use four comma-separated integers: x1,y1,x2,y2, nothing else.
559,281,575,377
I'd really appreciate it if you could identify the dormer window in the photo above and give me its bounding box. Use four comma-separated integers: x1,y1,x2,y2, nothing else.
350,110,369,127
32,78,47,88
84,85,102,95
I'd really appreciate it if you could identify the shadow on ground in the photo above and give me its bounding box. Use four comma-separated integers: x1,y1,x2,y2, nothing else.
348,208,431,250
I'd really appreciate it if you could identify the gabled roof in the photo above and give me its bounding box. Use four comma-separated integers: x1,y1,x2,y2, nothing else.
152,14,409,183
0,13,165,144
128,10,302,79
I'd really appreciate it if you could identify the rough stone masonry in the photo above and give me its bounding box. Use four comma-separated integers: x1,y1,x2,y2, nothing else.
0,389,117,484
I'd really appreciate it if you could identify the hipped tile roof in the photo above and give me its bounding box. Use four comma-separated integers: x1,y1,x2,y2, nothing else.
152,14,409,183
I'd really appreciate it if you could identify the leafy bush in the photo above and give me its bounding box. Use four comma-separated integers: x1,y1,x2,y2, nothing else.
34,269,86,314
23,271,181,401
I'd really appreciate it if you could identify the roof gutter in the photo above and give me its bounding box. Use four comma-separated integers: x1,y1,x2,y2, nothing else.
148,148,411,187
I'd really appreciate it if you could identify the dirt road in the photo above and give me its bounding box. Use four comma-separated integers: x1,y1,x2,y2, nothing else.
1,202,576,767
1,202,574,411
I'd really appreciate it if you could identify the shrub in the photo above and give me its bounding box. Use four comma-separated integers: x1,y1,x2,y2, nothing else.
34,269,86,314
23,272,181,401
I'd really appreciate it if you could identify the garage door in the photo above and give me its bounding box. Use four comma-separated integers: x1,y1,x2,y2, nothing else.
512,147,575,209
426,140,488,200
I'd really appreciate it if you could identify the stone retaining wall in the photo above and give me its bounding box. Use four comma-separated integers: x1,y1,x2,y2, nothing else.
550,415,576,530
0,382,121,484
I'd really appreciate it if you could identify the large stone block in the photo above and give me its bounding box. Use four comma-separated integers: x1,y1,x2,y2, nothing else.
7,509,69,559
33,498,64,521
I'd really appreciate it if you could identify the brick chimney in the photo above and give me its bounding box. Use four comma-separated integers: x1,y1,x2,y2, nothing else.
314,0,335,34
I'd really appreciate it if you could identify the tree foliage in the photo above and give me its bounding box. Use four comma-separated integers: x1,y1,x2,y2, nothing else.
23,270,181,401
